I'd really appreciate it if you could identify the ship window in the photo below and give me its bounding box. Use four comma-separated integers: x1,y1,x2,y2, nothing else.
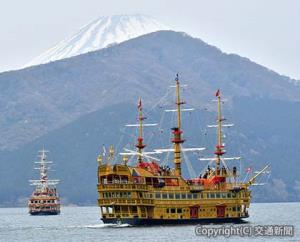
169,193,174,199
237,206,241,211
181,194,186,199
131,206,137,213
146,177,152,185
193,194,197,199
166,208,170,213
227,193,232,198
216,193,221,198
222,193,226,198
162,193,168,199
155,193,161,199
233,207,236,211
171,208,176,213
177,208,182,213
175,194,180,199
232,193,236,198
108,206,113,213
149,193,152,198
201,193,204,198
115,206,120,213
187,194,192,199
210,193,215,199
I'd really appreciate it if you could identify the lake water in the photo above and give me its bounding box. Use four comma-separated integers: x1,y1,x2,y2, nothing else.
0,203,299,242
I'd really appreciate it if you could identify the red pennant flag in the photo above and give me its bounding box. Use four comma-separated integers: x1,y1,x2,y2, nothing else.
215,89,220,97
246,167,252,173
138,98,142,110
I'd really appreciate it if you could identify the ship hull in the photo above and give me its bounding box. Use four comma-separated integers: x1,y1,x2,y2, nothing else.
102,216,248,226
29,211,60,216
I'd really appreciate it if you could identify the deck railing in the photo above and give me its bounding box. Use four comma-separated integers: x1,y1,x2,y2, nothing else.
189,183,248,191
98,198,154,206
98,183,148,191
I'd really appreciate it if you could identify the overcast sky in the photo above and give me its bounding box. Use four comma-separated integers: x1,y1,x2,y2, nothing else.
1,0,299,79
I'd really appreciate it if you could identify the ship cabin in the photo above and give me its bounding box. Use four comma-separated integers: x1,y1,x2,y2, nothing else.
28,187,60,214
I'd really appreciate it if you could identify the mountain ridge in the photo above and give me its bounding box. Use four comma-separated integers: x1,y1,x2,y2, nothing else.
1,30,300,151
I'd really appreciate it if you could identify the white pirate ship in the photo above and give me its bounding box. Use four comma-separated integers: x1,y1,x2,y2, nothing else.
28,149,60,215
97,74,269,225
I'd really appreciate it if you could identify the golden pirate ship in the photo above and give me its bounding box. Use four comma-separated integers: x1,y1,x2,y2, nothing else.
97,75,268,225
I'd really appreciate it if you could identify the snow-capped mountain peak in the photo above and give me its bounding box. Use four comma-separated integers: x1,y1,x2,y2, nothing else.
25,14,170,67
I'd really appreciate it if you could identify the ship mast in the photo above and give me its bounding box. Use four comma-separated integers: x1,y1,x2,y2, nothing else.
172,74,185,176
120,100,159,162
214,89,225,171
136,98,146,163
29,148,59,190
40,149,48,191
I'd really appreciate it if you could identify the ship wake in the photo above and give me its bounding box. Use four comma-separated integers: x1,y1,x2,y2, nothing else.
84,223,132,228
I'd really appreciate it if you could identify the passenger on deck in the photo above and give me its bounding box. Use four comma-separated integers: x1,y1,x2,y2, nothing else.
233,166,237,177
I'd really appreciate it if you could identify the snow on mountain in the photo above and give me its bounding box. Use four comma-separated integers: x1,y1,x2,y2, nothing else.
25,14,170,67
